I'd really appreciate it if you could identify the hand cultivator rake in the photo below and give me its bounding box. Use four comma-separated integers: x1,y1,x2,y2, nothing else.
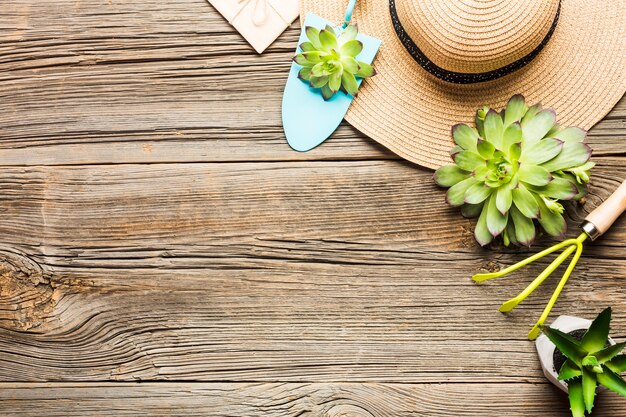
473,180,626,340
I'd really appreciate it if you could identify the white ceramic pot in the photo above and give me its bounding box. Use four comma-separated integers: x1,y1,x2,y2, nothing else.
536,315,615,393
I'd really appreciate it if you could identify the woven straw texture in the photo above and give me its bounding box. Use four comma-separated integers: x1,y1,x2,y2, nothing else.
301,0,626,169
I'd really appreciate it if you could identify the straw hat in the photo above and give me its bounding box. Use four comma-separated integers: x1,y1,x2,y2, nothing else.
301,0,626,169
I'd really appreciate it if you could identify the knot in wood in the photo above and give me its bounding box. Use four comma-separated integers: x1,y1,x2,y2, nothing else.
0,249,54,331
324,404,375,417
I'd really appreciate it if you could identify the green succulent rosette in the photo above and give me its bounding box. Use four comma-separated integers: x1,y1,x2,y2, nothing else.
293,24,375,101
541,307,626,417
435,95,595,247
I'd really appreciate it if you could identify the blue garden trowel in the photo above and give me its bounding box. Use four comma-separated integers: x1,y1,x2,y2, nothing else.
282,12,381,152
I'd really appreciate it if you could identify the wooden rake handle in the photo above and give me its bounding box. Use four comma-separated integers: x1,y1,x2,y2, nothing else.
584,179,626,239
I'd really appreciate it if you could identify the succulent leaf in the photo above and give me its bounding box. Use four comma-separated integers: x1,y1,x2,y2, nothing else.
556,172,587,200
449,145,463,158
502,222,510,246
434,165,470,187
356,62,375,77
509,142,522,161
309,75,328,89
341,71,359,96
298,67,312,81
581,307,611,353
540,325,586,366
512,184,540,219
477,140,496,159
567,378,586,417
495,184,513,215
558,359,582,381
474,201,493,246
328,71,341,92
582,355,601,368
541,142,592,172
319,29,337,50
294,54,315,67
294,24,374,99
551,126,587,143
305,26,322,49
535,196,567,237
594,342,626,365
301,51,325,64
474,106,489,137
509,204,535,246
521,103,542,126
484,109,504,149
521,138,564,164
310,61,327,76
320,84,334,101
503,94,528,127
521,109,556,144
486,194,507,237
340,56,359,73
596,365,626,397
503,222,517,246
546,123,561,137
465,183,493,205
461,202,483,218
542,197,565,214
529,176,578,200
434,95,594,246
454,150,485,172
518,164,552,186
502,227,511,246
502,122,522,151
339,39,363,56
300,41,316,52
447,177,478,207
582,367,597,413
568,161,595,184
452,124,480,152
606,355,626,373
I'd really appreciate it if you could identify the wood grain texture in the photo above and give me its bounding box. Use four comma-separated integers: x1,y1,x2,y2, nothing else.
0,160,624,383
1,0,625,415
1,382,626,416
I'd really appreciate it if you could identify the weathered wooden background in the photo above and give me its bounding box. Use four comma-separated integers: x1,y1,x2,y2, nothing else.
1,1,625,415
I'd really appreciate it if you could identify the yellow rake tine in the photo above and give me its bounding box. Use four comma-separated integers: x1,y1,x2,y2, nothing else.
472,237,580,282
528,233,588,340
499,244,577,313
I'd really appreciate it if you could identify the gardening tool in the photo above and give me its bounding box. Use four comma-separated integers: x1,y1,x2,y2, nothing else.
282,1,381,152
473,179,626,340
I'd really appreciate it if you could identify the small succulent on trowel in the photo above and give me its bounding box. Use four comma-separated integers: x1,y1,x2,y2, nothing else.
541,307,626,417
293,24,375,100
434,95,595,247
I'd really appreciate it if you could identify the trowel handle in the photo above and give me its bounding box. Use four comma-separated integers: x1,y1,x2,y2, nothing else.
583,179,626,240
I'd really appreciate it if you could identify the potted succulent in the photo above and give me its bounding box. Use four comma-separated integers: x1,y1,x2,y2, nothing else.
536,307,626,416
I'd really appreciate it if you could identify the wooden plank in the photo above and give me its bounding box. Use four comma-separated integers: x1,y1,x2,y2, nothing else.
1,253,625,382
0,160,624,382
1,382,625,416
0,1,624,165
0,159,624,251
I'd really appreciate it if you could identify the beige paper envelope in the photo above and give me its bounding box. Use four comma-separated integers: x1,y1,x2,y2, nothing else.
209,0,299,53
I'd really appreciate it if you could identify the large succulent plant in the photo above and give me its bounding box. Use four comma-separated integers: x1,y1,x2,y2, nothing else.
293,25,375,100
435,95,595,247
541,307,626,417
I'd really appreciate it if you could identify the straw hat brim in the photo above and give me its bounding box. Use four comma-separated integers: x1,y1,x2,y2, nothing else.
301,0,626,170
